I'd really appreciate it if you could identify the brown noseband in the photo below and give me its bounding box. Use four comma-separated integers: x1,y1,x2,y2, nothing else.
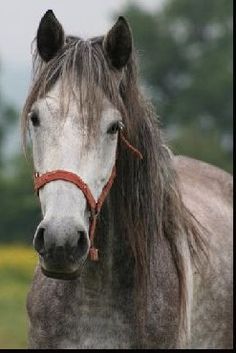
33,132,142,261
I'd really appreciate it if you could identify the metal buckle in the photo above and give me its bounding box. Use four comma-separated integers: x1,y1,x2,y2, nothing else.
118,121,125,131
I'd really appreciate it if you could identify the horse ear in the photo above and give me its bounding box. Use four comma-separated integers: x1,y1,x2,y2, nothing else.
37,10,65,62
103,17,133,70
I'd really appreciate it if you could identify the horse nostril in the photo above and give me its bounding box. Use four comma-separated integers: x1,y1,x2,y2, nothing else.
34,227,46,256
76,231,89,258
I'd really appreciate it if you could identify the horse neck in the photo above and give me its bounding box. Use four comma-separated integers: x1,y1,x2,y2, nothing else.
80,198,135,306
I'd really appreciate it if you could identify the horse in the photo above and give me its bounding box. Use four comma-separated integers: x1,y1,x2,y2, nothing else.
22,10,233,349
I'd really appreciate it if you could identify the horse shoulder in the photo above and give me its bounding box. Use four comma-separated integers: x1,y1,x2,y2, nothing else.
173,155,233,241
173,155,232,204
173,155,233,348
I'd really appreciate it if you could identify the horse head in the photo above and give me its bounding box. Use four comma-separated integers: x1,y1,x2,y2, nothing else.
26,10,135,279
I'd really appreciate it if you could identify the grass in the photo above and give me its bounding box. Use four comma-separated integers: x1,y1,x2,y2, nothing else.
0,245,37,348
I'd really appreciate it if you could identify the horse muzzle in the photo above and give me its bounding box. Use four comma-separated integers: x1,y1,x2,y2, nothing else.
33,218,89,280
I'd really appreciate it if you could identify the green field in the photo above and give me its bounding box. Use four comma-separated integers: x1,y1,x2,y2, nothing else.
0,245,37,348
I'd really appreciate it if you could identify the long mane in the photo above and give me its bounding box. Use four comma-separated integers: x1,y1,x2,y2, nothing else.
22,36,208,345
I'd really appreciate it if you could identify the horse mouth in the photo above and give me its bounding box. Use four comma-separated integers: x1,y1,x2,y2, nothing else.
41,266,81,280
40,265,86,281
39,253,88,280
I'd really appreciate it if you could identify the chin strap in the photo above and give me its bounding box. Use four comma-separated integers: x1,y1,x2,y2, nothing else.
33,132,142,261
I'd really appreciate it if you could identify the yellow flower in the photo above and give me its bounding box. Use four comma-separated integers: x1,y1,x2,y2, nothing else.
0,245,37,274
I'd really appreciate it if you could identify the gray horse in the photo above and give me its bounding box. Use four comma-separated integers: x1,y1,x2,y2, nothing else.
23,10,233,348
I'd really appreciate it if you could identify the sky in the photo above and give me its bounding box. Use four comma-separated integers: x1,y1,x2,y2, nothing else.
0,0,161,107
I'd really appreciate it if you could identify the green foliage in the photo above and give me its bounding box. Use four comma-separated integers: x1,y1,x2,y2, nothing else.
169,123,232,172
0,67,40,244
0,155,41,244
0,94,18,167
119,0,233,172
0,245,37,348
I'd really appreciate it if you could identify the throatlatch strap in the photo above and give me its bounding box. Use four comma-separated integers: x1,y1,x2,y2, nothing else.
120,133,143,160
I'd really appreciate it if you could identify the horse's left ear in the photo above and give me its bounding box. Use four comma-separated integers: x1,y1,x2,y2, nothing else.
103,17,133,70
37,10,65,62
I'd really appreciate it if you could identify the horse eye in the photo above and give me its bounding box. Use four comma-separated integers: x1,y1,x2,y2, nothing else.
107,121,124,135
30,112,40,127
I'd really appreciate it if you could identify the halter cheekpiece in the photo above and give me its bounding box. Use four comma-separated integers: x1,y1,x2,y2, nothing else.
34,132,142,261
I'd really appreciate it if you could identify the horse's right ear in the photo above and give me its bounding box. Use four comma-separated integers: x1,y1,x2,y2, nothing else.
103,17,133,70
37,10,65,62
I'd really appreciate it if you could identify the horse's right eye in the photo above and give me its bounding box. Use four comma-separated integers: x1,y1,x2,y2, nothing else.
30,112,40,127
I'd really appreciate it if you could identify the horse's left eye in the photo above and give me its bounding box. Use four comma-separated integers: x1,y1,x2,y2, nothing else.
30,112,40,127
107,121,124,135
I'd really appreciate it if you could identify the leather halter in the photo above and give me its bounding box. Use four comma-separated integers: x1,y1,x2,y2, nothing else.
33,132,142,261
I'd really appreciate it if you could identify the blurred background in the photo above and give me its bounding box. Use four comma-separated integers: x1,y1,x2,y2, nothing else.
0,0,233,348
